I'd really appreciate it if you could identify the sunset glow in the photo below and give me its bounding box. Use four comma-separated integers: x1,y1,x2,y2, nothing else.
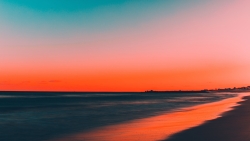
1,0,250,91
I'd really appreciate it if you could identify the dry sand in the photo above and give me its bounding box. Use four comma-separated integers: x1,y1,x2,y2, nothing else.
165,95,250,141
51,93,248,141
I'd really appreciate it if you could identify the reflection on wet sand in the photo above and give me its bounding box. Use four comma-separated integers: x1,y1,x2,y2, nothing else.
54,93,248,141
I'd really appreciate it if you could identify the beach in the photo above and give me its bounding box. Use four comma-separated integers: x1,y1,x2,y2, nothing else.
2,1,250,141
50,93,248,141
166,93,250,141
0,91,246,141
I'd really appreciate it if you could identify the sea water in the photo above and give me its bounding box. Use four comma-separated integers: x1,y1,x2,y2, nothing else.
0,91,236,141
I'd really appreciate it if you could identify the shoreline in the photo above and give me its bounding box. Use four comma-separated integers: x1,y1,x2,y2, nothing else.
165,93,250,141
50,93,248,141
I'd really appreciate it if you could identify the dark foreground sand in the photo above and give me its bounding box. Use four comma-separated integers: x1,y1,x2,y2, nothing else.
165,96,250,141
51,94,245,141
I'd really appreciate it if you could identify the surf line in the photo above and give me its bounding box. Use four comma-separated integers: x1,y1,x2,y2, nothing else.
53,93,249,141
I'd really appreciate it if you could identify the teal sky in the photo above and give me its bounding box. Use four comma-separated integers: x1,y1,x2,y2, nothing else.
5,0,250,91
0,0,207,36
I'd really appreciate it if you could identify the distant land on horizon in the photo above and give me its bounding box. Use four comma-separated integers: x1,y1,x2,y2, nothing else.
1,86,250,94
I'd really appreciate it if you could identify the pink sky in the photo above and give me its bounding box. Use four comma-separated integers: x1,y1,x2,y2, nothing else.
1,1,250,91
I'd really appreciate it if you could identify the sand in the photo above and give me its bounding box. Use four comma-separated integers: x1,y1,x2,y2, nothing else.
51,93,248,141
165,95,250,141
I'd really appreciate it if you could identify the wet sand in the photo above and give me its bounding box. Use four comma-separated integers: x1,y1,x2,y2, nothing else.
51,93,247,141
165,95,250,141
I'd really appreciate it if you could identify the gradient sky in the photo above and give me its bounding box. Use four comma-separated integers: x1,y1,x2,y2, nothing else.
1,0,250,91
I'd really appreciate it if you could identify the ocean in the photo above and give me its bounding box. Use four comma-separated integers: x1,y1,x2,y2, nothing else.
0,91,236,141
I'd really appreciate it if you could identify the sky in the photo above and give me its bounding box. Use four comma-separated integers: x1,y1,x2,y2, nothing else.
1,0,250,91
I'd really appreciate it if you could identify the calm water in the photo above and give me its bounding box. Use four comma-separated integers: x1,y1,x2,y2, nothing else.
0,91,236,141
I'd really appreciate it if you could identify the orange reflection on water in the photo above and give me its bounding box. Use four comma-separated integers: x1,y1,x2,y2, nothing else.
54,93,249,141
